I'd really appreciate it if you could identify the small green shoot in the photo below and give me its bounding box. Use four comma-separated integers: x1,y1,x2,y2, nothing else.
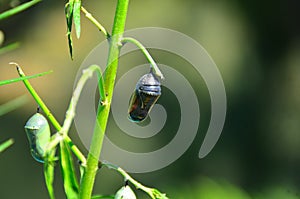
0,0,41,21
0,69,52,86
121,37,164,79
0,139,14,153
0,42,20,55
103,162,169,199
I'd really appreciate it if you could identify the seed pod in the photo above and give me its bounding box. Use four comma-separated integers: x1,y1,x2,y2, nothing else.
128,72,161,122
115,185,136,199
24,113,50,163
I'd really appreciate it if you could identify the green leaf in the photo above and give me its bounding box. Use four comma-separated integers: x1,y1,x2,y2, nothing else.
0,42,20,55
0,139,14,153
60,140,79,199
44,149,57,199
67,32,74,60
0,95,28,117
0,70,52,86
0,0,41,21
73,0,81,39
65,1,74,59
150,189,169,199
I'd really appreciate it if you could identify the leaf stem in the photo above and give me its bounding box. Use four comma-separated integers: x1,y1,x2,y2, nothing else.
0,95,28,117
79,0,129,198
0,139,14,153
0,0,41,21
102,162,168,199
121,37,164,79
46,64,105,167
81,6,110,38
60,65,105,137
0,42,20,55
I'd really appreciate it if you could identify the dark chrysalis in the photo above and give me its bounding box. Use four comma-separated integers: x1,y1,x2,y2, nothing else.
24,113,50,163
128,71,161,122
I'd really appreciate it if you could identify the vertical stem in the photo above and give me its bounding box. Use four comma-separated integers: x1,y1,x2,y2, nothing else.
79,0,129,198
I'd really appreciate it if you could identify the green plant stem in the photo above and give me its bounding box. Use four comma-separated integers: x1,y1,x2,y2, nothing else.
46,65,105,166
60,65,105,137
121,37,164,79
81,6,110,38
12,63,61,129
0,139,14,153
103,163,152,192
11,62,86,165
0,42,20,55
0,0,41,21
79,0,129,198
102,162,167,199
0,95,28,117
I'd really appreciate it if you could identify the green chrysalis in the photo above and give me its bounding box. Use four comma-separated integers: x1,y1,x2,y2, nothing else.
24,113,50,163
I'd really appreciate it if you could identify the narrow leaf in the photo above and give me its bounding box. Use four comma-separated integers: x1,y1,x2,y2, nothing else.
60,140,79,199
0,42,20,55
0,70,52,86
0,0,41,21
0,95,28,117
65,1,74,59
44,149,57,199
73,0,81,39
0,139,14,153
67,32,74,60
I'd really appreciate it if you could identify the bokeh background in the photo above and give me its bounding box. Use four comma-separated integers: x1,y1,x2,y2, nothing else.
1,0,300,198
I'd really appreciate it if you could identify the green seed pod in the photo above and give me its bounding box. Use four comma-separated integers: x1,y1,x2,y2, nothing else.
115,185,137,199
24,113,50,163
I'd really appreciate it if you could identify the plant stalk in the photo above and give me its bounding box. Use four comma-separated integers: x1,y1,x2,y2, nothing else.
79,0,130,198
12,63,86,164
121,37,164,79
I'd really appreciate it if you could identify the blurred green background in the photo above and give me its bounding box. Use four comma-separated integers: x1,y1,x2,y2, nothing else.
1,0,300,198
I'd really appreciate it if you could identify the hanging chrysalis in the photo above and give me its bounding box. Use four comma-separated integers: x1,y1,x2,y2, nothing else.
115,185,137,199
128,71,161,122
24,112,50,163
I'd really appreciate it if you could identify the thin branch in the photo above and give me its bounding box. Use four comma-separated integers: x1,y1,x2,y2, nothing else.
121,37,164,79
81,6,110,38
0,0,41,21
102,162,168,199
11,62,86,165
46,64,106,166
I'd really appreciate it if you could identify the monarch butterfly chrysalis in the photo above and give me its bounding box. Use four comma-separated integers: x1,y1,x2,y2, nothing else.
128,71,161,122
115,185,137,199
24,113,50,163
